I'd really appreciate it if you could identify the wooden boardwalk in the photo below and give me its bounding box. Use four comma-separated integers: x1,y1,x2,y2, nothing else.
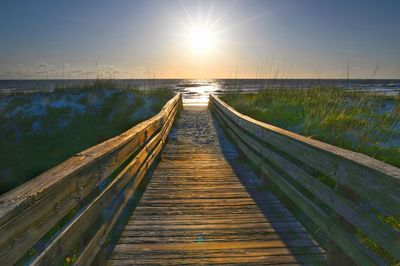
2,94,398,265
109,106,326,265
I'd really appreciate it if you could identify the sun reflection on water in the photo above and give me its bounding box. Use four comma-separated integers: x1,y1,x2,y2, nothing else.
179,80,221,106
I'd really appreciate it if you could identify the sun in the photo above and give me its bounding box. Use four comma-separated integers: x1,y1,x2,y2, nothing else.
176,2,228,58
188,25,215,54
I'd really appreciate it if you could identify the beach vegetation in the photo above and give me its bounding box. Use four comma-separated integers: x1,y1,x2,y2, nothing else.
222,87,400,167
0,81,174,194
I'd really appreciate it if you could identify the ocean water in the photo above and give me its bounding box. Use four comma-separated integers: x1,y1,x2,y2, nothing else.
0,79,399,105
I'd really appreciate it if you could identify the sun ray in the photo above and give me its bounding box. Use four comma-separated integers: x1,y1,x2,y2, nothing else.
172,1,278,61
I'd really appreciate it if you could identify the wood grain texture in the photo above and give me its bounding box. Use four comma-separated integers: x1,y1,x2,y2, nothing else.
108,105,326,265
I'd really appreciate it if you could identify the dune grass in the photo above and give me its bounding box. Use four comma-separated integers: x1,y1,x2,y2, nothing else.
0,81,174,195
222,87,400,168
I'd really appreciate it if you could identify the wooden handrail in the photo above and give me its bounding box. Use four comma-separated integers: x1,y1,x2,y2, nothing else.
210,94,400,265
0,93,182,265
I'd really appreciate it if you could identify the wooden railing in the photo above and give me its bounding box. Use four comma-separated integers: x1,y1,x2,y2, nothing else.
0,93,182,265
210,94,400,265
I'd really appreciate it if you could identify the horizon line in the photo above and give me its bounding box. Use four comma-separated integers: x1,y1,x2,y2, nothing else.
1,77,400,81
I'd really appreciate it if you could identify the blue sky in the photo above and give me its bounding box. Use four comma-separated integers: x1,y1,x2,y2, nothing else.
1,0,399,79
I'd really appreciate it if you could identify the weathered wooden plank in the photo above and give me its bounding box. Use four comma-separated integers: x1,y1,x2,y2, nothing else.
146,183,257,188
0,178,79,263
131,212,296,219
108,254,326,265
138,197,275,203
143,186,262,191
134,202,286,209
110,245,324,259
112,240,320,252
123,221,308,232
131,210,279,218
121,227,306,238
127,218,298,227
132,212,295,221
143,188,262,193
140,195,271,201
118,232,317,244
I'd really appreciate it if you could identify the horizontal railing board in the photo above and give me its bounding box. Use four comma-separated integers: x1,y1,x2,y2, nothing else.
210,94,399,265
212,99,400,260
212,95,400,178
0,117,154,228
211,104,380,266
0,121,159,264
211,95,400,218
75,105,178,266
0,93,181,265
51,97,179,265
0,94,178,221
32,108,176,265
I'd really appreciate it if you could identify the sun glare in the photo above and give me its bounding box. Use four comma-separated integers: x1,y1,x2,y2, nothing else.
176,2,229,58
188,25,215,54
